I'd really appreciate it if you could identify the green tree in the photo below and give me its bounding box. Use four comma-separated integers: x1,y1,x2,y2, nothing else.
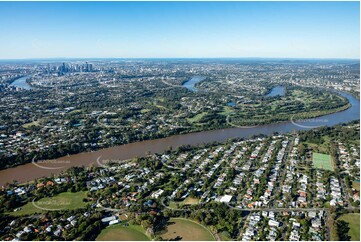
336,220,351,241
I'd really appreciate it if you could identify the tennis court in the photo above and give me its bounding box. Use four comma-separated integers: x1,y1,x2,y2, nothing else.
312,152,334,171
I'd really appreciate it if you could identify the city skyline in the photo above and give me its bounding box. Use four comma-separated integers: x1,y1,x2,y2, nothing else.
0,1,360,59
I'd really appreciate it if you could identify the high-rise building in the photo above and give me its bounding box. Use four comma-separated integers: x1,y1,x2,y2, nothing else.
60,62,68,73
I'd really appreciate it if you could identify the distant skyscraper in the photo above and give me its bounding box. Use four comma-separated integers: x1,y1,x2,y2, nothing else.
85,62,89,72
61,62,66,73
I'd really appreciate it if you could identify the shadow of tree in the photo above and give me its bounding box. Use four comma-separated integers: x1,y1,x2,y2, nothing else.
169,235,183,241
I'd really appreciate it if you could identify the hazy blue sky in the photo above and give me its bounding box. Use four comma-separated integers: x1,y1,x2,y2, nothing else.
0,1,359,59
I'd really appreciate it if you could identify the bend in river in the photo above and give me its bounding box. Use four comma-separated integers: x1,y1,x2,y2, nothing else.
0,90,359,185
182,76,206,92
9,76,32,90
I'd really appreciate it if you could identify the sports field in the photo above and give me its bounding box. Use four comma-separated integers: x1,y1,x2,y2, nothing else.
312,152,334,171
96,224,150,241
160,218,215,241
169,197,200,208
10,191,87,216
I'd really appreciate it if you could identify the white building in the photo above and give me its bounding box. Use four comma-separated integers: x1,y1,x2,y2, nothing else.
219,195,233,203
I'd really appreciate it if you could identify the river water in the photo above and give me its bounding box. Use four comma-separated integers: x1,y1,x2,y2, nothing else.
182,76,205,92
266,86,285,97
9,76,32,90
0,90,359,185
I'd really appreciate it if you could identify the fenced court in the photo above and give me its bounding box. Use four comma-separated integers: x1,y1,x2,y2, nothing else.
312,152,334,171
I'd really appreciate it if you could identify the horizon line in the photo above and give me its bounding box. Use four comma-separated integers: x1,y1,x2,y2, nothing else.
0,57,359,61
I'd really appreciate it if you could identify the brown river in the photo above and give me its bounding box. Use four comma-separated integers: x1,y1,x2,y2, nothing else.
0,90,359,186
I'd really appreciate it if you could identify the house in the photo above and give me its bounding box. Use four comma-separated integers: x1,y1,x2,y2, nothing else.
289,230,300,241
297,197,306,203
151,189,164,199
101,216,117,223
353,193,360,201
54,229,62,237
15,231,25,238
292,222,301,228
54,178,67,184
45,225,53,232
14,187,26,195
23,226,33,233
109,219,119,225
311,218,322,230
268,220,279,227
67,216,76,222
36,183,45,188
308,211,317,218
219,195,233,203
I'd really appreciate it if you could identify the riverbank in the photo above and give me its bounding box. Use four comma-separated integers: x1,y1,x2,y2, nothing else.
226,102,351,128
0,90,359,186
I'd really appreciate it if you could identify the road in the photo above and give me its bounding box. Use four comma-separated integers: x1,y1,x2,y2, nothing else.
161,196,329,213
225,203,328,212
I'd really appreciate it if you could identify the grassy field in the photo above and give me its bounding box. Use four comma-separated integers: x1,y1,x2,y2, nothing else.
160,218,215,241
187,112,207,123
352,181,360,192
10,191,87,216
68,109,82,114
312,152,334,171
220,106,234,116
140,109,151,113
337,213,360,241
22,121,40,128
169,197,200,208
96,224,150,241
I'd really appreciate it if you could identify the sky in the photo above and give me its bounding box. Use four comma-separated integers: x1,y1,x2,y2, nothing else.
0,1,359,59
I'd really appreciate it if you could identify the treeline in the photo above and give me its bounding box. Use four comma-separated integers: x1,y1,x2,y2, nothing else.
159,202,245,239
0,209,106,241
299,120,359,146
